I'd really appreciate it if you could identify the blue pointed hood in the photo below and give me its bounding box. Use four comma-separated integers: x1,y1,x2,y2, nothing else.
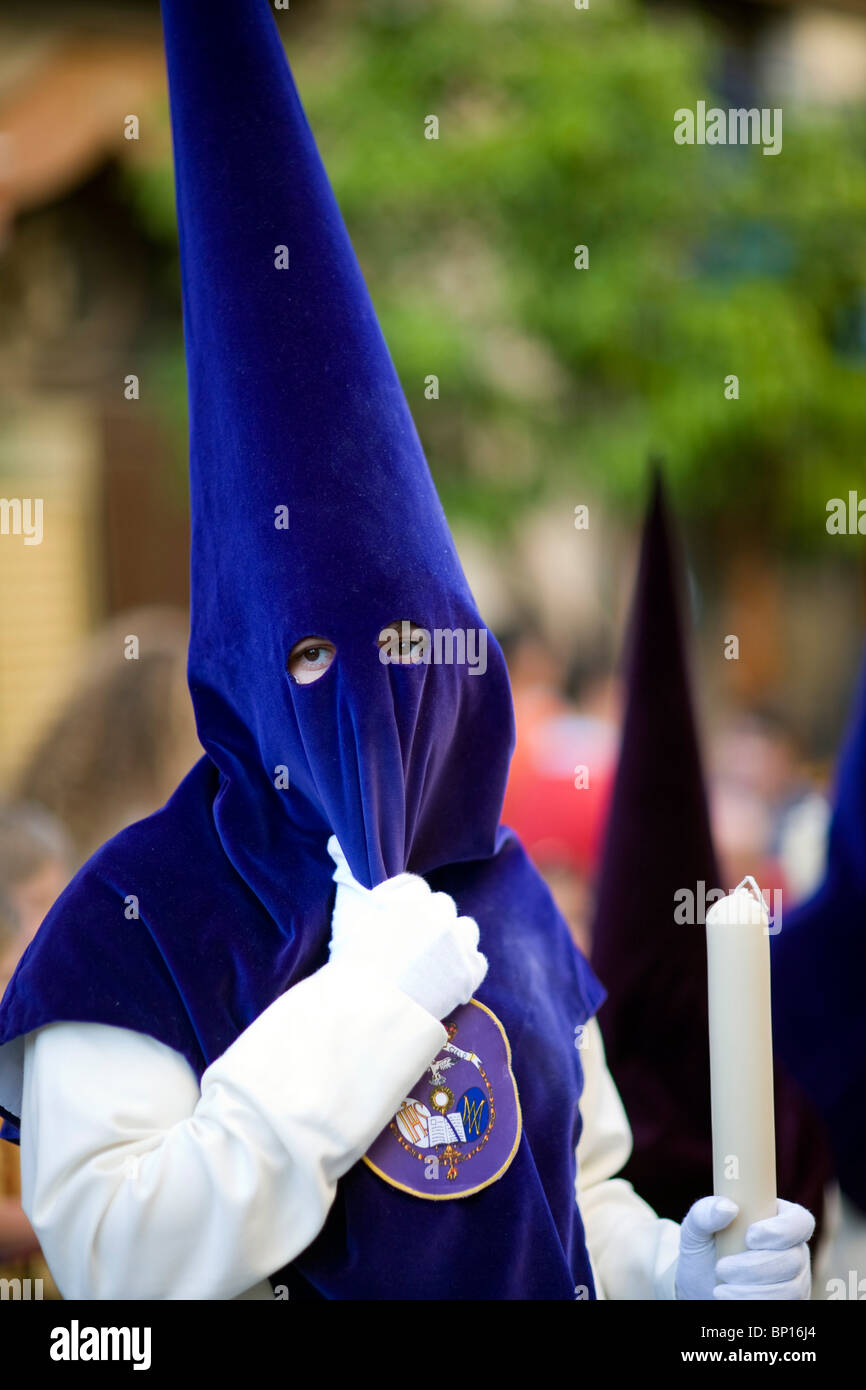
166,0,513,892
0,0,608,1301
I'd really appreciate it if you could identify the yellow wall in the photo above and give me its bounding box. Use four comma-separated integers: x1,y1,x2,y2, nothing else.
0,400,100,783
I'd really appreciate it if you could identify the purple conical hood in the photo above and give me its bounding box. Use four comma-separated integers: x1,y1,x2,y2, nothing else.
591,475,832,1231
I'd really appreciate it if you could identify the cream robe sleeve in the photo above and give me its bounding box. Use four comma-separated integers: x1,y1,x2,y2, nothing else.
575,1015,681,1300
16,960,446,1301
15,975,681,1301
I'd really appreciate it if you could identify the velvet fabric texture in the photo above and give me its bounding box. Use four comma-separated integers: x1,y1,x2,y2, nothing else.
772,651,866,1214
590,477,832,1237
0,0,605,1299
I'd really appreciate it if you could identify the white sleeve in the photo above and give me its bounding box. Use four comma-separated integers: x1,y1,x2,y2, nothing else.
575,1016,681,1300
19,959,447,1301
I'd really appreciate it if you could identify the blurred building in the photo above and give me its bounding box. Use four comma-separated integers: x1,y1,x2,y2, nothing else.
0,5,185,778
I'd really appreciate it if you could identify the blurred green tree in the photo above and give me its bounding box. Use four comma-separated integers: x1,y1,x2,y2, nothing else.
124,0,866,552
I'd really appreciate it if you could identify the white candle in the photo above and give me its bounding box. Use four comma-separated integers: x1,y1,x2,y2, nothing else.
706,875,777,1258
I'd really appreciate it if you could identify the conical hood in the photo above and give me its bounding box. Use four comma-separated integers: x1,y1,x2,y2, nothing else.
772,651,866,1211
162,0,514,893
589,474,719,1216
591,475,832,1229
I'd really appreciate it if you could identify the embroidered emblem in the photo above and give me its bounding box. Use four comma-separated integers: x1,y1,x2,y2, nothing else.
363,999,521,1199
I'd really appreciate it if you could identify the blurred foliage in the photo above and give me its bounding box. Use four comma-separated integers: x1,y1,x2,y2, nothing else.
122,0,866,550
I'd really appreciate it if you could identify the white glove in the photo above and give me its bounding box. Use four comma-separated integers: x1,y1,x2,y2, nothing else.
326,836,488,1021
675,1196,814,1301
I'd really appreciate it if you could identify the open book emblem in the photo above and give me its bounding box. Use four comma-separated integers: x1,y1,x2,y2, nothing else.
363,999,522,1200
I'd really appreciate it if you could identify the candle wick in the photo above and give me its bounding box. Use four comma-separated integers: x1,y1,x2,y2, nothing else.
736,874,764,906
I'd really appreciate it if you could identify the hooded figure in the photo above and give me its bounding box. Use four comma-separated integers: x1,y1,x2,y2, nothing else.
0,0,606,1300
772,648,866,1214
590,475,721,1217
0,2,818,1305
591,476,832,1238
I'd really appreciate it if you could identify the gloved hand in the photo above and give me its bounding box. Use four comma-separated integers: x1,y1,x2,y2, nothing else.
326,836,488,1022
675,1196,814,1301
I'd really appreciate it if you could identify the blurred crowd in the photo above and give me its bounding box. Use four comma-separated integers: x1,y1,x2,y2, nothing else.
500,624,833,957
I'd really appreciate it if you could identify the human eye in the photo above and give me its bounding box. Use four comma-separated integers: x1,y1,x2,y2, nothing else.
377,620,427,664
287,637,336,684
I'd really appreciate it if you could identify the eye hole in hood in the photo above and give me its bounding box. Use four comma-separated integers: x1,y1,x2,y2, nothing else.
287,637,337,685
377,620,427,666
